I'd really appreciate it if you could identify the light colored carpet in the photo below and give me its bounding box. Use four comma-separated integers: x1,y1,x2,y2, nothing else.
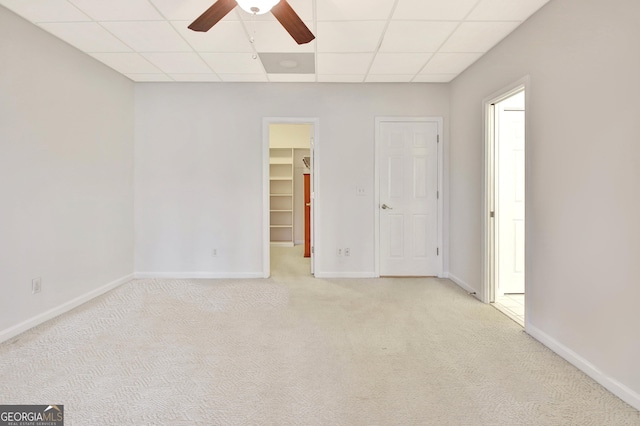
1,246,638,425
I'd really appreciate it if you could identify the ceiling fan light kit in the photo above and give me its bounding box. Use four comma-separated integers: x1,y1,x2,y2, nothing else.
236,0,281,15
189,0,315,45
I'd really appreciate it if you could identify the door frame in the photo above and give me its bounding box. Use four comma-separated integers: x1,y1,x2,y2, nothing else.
482,77,529,305
374,116,444,278
262,117,320,278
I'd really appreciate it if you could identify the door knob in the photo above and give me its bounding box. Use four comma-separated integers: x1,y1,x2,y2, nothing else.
381,204,393,210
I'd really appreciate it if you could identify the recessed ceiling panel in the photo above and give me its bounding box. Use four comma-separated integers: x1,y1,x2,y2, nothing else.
393,0,479,20
0,0,90,22
142,52,212,73
39,22,132,52
90,52,161,74
380,21,458,53
420,52,483,74
369,53,432,75
468,0,551,21
201,52,266,74
317,53,373,75
440,21,520,53
172,21,253,52
68,0,163,21
317,0,396,21
259,52,314,74
102,21,192,52
316,21,386,53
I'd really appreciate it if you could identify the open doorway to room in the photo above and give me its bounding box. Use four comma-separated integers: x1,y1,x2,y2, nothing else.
263,119,318,278
485,87,526,326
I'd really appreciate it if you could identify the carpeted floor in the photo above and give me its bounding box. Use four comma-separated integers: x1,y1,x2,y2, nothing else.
1,246,638,425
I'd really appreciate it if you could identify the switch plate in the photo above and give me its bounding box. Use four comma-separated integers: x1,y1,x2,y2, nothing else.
32,277,42,294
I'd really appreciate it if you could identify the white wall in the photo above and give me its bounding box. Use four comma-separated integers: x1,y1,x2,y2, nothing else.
0,7,135,338
135,83,449,277
449,0,640,408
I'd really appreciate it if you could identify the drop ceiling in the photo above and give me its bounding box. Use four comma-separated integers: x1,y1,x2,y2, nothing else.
0,0,551,83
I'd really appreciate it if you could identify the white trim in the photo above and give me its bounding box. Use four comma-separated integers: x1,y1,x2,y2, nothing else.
314,272,376,279
134,272,263,279
0,274,133,344
447,273,481,299
527,324,640,412
482,76,530,304
374,116,444,278
263,117,320,278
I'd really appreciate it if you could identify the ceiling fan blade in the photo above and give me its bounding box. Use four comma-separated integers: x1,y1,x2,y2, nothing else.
271,0,315,45
188,0,237,32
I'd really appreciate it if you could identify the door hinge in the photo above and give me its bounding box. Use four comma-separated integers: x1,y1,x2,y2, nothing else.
437,191,439,199
490,211,495,218
437,247,439,256
437,134,440,143
311,246,314,254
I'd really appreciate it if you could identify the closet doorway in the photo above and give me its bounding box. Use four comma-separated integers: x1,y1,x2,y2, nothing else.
484,83,527,327
263,118,319,277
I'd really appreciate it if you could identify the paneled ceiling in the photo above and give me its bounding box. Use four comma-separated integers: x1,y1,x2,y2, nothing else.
1,0,550,83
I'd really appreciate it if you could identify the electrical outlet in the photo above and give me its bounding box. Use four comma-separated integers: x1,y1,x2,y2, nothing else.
32,277,41,294
212,248,218,257
337,248,342,256
344,248,350,256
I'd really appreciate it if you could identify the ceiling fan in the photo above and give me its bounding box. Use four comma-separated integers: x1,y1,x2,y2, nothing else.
189,0,315,45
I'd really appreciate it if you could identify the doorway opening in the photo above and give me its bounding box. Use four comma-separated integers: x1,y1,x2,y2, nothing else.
263,118,319,278
485,86,526,327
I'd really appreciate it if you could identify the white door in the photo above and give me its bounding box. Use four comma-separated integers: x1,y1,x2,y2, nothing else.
379,120,440,276
496,96,525,294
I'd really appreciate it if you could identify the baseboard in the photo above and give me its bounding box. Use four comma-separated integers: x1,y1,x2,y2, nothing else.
0,273,133,344
527,324,640,411
314,272,376,278
447,272,480,298
134,272,264,279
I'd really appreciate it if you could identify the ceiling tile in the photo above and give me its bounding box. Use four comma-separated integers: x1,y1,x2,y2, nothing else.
169,74,221,81
420,52,483,74
250,21,315,53
150,0,235,21
90,52,161,74
440,21,520,52
142,52,212,73
393,0,479,20
268,74,316,82
218,74,269,82
201,52,266,74
0,0,90,22
316,21,386,53
369,53,432,75
317,0,396,21
365,75,413,83
172,20,253,52
380,21,458,52
39,22,132,52
413,74,457,83
126,73,172,81
67,0,163,21
317,53,373,75
317,75,364,83
467,0,551,21
101,21,192,52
